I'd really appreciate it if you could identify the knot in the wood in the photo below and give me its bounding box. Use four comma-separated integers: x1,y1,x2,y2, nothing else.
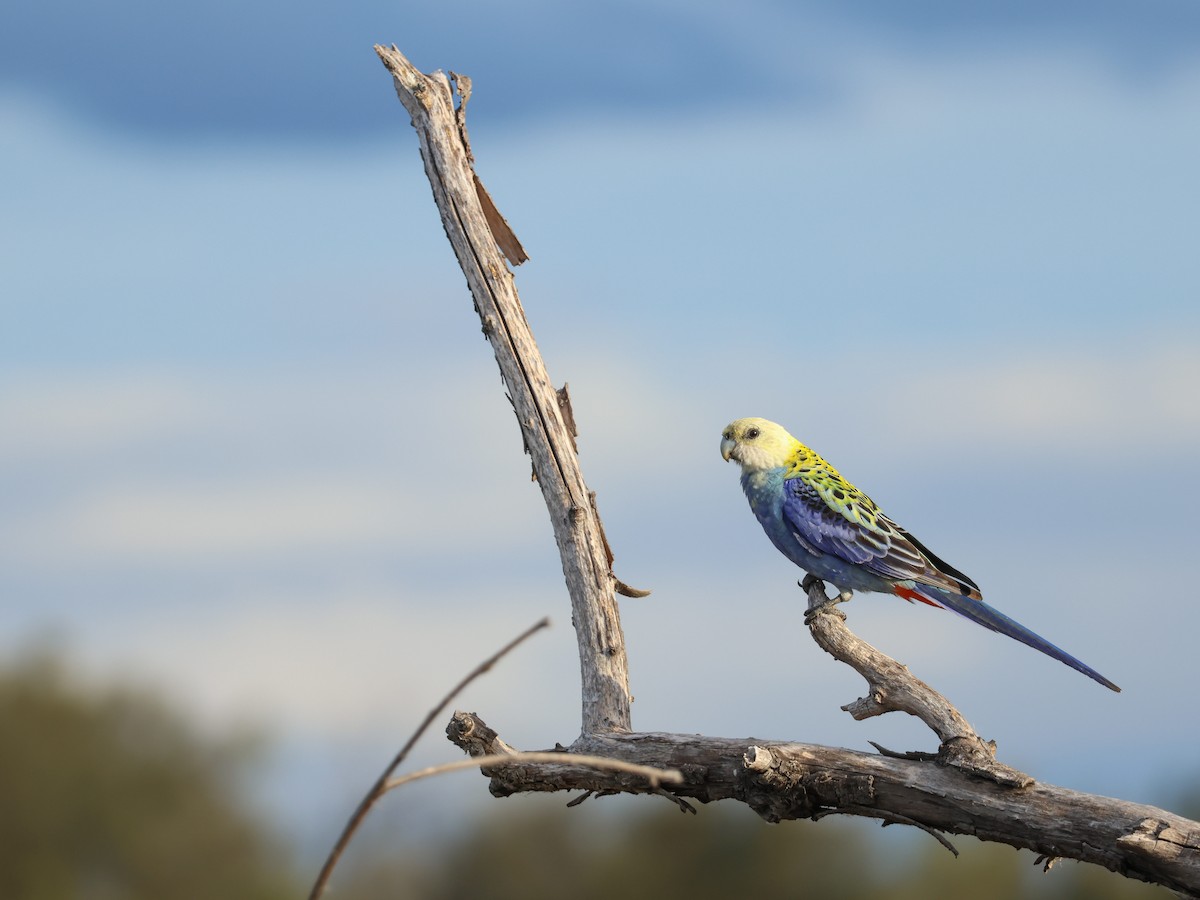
742,745,876,824
676,763,708,785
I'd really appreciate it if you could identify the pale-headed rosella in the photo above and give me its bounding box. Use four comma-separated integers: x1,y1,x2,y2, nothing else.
721,417,1119,691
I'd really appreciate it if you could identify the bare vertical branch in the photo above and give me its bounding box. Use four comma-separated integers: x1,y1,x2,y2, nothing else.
373,45,632,735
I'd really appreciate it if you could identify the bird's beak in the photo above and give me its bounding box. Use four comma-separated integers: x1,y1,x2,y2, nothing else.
720,437,736,462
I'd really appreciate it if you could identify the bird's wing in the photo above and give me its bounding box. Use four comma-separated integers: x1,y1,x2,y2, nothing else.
780,468,979,598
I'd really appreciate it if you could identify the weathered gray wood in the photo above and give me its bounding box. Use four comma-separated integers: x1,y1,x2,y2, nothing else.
374,45,632,735
801,575,1032,788
377,44,1200,896
450,711,1200,897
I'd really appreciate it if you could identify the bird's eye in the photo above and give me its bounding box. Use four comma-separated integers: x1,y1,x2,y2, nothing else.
746,427,760,439
722,430,731,441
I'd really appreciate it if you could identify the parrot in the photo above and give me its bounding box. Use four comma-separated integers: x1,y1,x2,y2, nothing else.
720,417,1119,692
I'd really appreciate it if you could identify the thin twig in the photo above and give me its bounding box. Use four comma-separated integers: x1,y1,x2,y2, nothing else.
653,787,698,814
307,617,550,900
812,805,959,856
1034,853,1060,872
868,740,937,761
382,751,683,792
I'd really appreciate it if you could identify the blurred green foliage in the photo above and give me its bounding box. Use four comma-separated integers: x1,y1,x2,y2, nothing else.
336,795,1172,900
0,649,1178,899
0,649,297,900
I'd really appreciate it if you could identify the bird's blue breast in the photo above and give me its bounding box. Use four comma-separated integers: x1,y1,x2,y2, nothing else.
740,468,894,595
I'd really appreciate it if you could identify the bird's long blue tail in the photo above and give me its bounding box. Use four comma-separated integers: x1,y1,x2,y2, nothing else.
913,585,1120,692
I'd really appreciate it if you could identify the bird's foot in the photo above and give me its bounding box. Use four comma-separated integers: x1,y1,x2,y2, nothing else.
800,576,852,625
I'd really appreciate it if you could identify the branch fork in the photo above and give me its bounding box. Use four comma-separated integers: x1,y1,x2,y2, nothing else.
800,574,1032,788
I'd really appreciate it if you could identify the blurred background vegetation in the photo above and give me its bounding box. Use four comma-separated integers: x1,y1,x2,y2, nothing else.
0,649,295,900
2,650,1182,899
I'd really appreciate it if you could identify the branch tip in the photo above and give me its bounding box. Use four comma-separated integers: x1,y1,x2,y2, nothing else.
308,618,548,900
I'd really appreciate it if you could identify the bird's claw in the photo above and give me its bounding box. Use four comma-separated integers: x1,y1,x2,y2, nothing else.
800,577,852,625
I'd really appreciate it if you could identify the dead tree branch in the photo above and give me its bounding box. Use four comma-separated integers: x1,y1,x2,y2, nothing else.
383,748,683,794
374,44,1200,896
376,43,633,737
800,574,1032,788
449,710,1200,896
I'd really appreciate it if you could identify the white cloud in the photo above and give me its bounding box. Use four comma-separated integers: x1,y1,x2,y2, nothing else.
0,365,548,570
24,477,405,562
4,457,548,571
1,339,1195,577
557,341,1200,485
0,373,211,463
70,583,580,742
884,345,1200,452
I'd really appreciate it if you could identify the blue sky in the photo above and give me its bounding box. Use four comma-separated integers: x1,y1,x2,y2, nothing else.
3,0,1199,858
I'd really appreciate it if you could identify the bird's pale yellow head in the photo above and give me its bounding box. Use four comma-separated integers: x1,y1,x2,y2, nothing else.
720,418,799,471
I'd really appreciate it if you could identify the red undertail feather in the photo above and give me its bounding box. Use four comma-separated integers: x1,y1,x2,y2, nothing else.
894,584,943,608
